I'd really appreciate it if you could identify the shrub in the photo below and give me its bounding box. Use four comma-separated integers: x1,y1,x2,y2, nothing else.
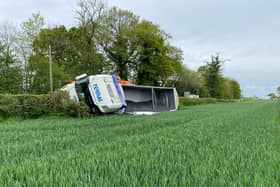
67,101,91,118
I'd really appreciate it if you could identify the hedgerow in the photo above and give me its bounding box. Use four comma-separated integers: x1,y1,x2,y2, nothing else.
0,91,90,119
0,94,243,120
179,97,239,107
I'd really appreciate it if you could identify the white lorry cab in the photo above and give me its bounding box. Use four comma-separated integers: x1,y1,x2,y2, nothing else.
62,74,126,114
61,82,79,102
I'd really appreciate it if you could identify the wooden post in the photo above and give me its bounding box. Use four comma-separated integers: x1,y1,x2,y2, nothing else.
49,45,53,93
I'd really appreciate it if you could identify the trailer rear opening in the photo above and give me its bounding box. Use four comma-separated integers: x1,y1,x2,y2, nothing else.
122,85,178,113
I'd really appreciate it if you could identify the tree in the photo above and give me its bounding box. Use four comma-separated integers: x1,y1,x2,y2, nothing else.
0,22,17,55
33,26,69,65
75,0,108,74
17,12,45,92
197,55,240,99
27,54,65,94
197,65,210,97
101,7,139,80
198,55,230,98
277,86,280,97
268,93,277,100
231,79,241,99
133,20,180,85
30,26,80,93
0,22,23,94
33,26,74,79
218,77,232,99
173,65,201,96
33,25,108,80
216,78,241,99
205,55,225,98
0,42,22,94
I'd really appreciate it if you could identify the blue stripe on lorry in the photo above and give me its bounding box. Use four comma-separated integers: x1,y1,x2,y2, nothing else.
112,74,127,108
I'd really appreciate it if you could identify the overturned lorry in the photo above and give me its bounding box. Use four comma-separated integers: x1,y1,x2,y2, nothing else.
61,74,179,115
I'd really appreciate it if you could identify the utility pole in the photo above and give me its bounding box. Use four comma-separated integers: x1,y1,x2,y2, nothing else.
49,45,53,93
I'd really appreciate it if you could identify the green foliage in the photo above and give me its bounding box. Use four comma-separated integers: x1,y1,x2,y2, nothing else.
0,91,90,119
33,26,110,81
198,55,241,99
231,79,241,99
0,101,278,185
27,54,65,94
204,55,223,98
268,93,277,99
102,7,139,80
179,97,238,107
33,26,69,66
241,97,260,102
173,65,201,96
20,12,45,44
199,86,211,98
0,42,22,94
66,101,91,118
18,12,45,93
134,20,180,85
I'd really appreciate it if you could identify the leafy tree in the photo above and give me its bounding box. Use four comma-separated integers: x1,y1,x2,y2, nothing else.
0,42,22,94
217,78,241,99
0,22,23,94
75,0,108,75
218,77,232,99
33,26,74,79
267,93,277,99
231,79,241,99
34,26,69,65
33,26,108,79
27,54,65,94
197,65,210,97
198,55,236,98
28,26,70,93
18,12,45,92
0,22,17,55
102,7,139,80
173,65,201,96
205,55,224,98
277,86,280,97
133,21,180,85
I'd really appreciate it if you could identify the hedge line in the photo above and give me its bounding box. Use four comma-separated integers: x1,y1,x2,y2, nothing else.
0,93,241,121
0,91,90,120
179,97,239,107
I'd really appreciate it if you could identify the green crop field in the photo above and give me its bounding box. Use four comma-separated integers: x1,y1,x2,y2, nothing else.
0,101,279,186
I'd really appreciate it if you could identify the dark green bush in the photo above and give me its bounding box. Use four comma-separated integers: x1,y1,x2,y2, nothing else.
67,101,91,118
0,91,90,119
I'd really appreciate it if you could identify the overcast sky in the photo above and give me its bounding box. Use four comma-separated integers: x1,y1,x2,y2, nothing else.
0,0,279,97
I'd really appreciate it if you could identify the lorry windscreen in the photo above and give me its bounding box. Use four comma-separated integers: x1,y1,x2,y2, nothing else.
75,81,95,109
